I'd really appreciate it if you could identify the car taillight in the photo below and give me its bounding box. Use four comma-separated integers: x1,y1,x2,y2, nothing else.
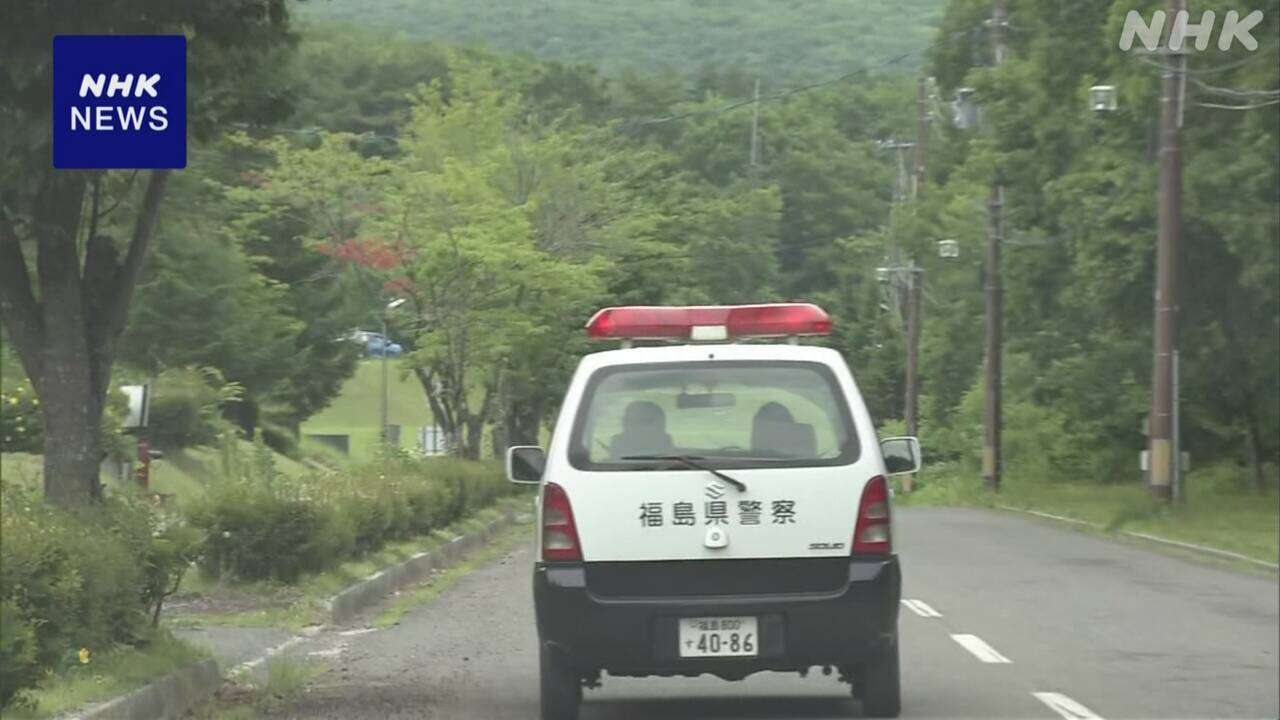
541,482,582,562
853,475,892,555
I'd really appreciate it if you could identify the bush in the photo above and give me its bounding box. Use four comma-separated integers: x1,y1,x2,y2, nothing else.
146,367,242,450
0,600,39,708
186,444,512,583
0,381,42,453
0,482,197,708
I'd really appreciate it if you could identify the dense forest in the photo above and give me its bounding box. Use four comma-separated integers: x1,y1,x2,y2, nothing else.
4,0,1277,495
298,0,945,80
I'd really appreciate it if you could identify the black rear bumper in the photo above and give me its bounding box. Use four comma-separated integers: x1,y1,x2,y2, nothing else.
533,556,900,680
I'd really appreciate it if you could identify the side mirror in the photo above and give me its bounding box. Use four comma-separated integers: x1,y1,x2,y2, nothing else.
880,437,921,476
506,446,545,484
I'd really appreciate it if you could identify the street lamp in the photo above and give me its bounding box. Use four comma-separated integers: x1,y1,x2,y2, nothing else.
381,298,406,446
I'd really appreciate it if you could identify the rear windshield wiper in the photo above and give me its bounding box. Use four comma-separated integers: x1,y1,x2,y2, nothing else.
619,455,748,492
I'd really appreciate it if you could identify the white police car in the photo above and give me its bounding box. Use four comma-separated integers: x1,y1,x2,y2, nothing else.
506,304,921,719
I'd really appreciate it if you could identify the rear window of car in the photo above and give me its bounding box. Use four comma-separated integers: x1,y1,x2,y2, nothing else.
568,361,859,471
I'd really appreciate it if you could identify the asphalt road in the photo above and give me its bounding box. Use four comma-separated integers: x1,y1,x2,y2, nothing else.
264,507,1279,719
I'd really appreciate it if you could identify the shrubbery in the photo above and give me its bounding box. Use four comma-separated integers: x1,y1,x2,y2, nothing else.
187,445,511,582
0,381,43,453
146,367,243,450
0,435,512,708
0,484,197,708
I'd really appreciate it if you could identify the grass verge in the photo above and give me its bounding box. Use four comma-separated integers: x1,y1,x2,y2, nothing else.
188,656,326,719
2,631,208,720
372,520,532,629
897,463,1278,566
168,495,533,632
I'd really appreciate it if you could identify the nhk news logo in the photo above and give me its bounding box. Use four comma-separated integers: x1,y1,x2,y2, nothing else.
1119,9,1265,52
52,35,186,169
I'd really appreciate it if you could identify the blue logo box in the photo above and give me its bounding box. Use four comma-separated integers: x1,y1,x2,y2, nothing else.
53,35,187,169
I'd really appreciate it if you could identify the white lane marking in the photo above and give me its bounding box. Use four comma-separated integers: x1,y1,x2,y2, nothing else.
232,634,307,673
338,627,376,637
1033,692,1104,720
950,634,1012,663
901,598,943,617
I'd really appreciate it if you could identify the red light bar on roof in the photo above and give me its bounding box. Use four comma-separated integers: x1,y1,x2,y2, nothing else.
585,304,831,341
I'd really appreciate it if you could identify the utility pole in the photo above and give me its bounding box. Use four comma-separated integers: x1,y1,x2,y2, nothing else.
1149,0,1185,502
983,0,1007,492
879,138,916,320
904,74,929,441
904,267,923,438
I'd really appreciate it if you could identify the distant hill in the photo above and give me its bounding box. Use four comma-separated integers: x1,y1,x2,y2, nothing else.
298,0,945,81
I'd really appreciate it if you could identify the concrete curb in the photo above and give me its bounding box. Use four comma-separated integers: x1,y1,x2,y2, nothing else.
72,659,221,720
997,504,1279,572
68,503,529,720
326,509,520,624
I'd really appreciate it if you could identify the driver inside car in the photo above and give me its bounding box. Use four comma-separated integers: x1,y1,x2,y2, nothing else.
610,400,674,460
750,401,816,459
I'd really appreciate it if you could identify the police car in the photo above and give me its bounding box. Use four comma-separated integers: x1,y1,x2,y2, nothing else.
506,303,921,719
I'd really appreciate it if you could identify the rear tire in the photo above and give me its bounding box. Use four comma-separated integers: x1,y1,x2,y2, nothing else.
540,643,581,720
857,632,901,718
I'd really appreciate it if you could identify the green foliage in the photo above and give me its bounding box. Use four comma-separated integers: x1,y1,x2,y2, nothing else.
297,0,943,82
146,368,244,450
0,599,40,709
0,381,41,453
186,439,510,582
899,0,1280,491
0,483,197,708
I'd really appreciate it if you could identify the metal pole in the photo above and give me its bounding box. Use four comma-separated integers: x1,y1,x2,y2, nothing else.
1149,0,1184,502
381,312,390,446
984,0,1007,492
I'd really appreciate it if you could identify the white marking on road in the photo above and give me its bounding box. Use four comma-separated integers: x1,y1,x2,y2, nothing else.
1033,691,1104,720
338,627,377,637
901,598,942,617
950,634,1012,663
232,634,307,673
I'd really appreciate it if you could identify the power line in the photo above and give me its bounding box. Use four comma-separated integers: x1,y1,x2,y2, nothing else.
1133,45,1280,77
1190,77,1280,98
1195,99,1280,110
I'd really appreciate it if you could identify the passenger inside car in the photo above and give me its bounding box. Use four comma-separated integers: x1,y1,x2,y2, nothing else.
610,400,674,459
750,401,816,459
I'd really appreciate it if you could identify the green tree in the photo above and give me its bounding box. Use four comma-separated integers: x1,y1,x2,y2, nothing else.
0,1,297,505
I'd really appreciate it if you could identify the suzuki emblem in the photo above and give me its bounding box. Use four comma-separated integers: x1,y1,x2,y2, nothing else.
704,481,726,499
705,526,728,549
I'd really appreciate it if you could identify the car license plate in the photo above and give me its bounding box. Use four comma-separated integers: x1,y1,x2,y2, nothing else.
678,616,758,657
